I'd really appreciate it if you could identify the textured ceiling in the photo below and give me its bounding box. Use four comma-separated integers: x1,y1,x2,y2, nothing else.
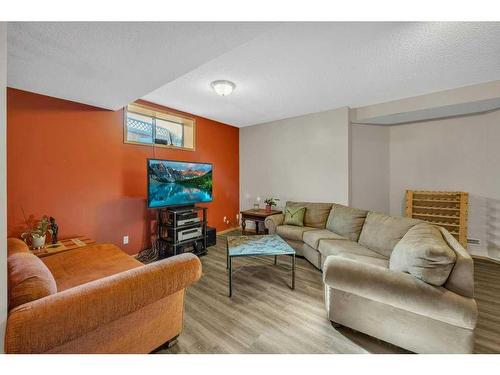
144,22,500,126
8,22,500,126
7,22,277,109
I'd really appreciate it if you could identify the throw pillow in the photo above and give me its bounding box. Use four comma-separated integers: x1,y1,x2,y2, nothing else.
390,223,457,286
284,206,306,227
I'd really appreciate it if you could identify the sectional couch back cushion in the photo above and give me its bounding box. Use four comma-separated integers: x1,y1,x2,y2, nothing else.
326,204,368,241
390,223,457,286
285,201,333,229
358,212,421,257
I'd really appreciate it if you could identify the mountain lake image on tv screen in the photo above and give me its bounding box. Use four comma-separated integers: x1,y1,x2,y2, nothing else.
148,160,213,207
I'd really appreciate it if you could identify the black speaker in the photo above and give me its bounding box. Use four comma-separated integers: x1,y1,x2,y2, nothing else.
206,226,216,247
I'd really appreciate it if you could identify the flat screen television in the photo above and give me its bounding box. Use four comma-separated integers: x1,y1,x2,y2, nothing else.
147,159,213,208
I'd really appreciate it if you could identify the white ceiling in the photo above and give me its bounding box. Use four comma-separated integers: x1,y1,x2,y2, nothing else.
8,22,500,127
7,22,277,109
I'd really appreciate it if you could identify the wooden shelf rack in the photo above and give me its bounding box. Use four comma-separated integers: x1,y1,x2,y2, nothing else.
405,190,468,247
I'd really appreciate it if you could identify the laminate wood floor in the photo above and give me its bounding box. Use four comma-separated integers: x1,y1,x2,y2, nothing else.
157,233,500,354
472,257,500,354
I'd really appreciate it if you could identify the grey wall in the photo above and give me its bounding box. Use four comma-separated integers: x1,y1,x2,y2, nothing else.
350,124,390,213
239,92,500,260
389,109,500,258
240,107,350,219
0,22,7,353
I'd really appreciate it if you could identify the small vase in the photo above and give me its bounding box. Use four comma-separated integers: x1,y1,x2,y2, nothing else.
32,235,46,249
265,205,272,213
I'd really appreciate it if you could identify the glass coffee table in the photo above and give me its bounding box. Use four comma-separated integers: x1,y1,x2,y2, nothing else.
226,234,296,297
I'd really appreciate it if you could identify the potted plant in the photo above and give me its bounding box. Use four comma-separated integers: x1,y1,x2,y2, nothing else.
264,197,280,213
21,216,53,249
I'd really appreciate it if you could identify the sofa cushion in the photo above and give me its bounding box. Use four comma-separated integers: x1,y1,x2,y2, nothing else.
283,206,306,226
390,223,456,286
319,238,388,259
276,225,316,242
8,238,31,257
318,239,388,269
326,204,368,241
358,212,421,257
303,229,346,249
8,252,57,309
42,244,143,291
332,252,389,269
285,201,333,229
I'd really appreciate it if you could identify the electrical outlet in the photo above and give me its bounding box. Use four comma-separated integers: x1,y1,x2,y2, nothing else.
123,235,129,245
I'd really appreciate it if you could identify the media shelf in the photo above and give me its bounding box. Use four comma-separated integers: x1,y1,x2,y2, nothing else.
156,205,208,259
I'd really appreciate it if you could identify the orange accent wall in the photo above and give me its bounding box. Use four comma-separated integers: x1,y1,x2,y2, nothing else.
7,88,239,255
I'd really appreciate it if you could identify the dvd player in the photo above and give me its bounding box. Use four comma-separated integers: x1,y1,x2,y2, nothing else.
178,227,203,241
177,217,201,226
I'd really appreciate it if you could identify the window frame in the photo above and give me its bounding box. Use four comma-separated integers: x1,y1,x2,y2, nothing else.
123,102,196,152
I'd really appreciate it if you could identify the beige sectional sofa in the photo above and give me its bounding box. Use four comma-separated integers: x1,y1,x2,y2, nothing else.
264,201,477,353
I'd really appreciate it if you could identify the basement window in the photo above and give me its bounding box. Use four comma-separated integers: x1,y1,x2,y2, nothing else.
124,103,195,151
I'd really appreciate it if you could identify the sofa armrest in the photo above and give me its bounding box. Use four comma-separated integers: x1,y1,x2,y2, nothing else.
264,213,285,234
323,256,477,330
5,253,202,353
438,227,475,298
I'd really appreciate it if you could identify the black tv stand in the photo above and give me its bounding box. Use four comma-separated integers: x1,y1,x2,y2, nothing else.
168,204,195,211
156,205,208,259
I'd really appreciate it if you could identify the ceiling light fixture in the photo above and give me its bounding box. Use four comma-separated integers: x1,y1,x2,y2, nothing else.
211,80,236,96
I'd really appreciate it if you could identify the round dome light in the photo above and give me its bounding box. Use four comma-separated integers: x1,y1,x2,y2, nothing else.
211,80,236,96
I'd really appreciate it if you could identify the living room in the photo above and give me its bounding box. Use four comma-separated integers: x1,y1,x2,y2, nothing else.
2,1,500,372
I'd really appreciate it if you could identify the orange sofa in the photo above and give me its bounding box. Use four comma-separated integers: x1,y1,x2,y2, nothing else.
5,238,202,353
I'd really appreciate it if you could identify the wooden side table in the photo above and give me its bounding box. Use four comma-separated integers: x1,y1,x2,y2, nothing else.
240,209,282,235
31,236,96,258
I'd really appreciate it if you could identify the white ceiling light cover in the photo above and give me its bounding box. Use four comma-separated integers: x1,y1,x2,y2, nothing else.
211,80,236,96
